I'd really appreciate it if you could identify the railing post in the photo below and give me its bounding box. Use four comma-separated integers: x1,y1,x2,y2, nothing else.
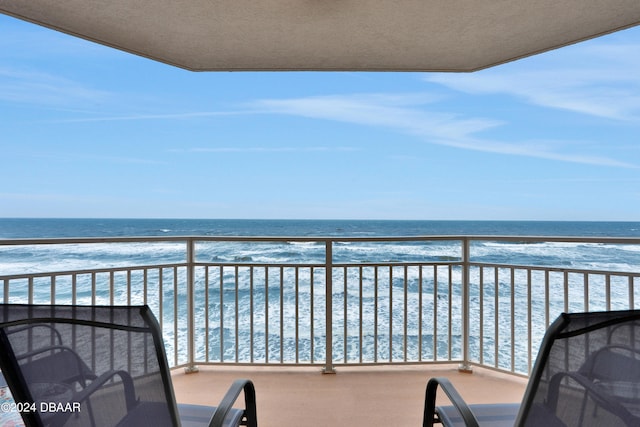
323,239,336,374
185,238,199,373
3,278,8,304
459,237,473,373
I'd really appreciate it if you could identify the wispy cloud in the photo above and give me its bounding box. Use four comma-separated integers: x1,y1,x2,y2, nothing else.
0,72,248,121
171,146,359,153
48,111,249,123
249,93,637,168
0,65,215,122
9,149,165,166
251,93,499,139
485,177,640,184
0,67,111,108
95,155,165,165
424,39,640,121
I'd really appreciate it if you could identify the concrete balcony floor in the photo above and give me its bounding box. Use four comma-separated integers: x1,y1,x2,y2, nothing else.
171,364,528,427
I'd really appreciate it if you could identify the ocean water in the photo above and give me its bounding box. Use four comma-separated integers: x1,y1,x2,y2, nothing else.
1,219,639,275
2,218,640,239
1,219,640,371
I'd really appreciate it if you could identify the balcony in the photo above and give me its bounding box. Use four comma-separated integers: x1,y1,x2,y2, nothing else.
170,364,527,427
1,235,639,424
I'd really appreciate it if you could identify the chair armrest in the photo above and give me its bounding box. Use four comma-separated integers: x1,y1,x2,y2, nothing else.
18,345,78,363
424,377,479,427
69,370,137,410
209,379,257,427
18,345,97,383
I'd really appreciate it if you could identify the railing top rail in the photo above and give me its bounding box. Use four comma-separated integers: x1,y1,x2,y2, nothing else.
461,235,640,244
0,236,191,245
2,235,640,246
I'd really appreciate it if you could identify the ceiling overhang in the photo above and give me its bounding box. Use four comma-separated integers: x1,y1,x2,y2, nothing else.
1,0,640,72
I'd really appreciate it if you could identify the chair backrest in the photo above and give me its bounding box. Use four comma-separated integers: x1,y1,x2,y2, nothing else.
516,310,640,427
0,304,180,427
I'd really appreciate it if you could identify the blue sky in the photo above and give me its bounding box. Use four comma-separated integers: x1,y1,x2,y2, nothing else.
1,15,639,220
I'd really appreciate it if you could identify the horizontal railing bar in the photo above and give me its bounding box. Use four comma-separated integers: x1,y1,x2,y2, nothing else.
194,262,326,269
0,263,189,280
469,262,640,277
189,360,463,368
4,261,636,282
196,261,463,268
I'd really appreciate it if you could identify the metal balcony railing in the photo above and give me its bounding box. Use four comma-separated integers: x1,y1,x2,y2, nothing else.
1,236,639,376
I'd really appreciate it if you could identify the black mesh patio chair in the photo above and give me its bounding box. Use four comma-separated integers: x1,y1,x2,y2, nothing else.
424,309,640,427
0,304,257,427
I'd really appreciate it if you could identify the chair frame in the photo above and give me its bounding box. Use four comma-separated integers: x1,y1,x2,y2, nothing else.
0,304,257,427
424,310,640,427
